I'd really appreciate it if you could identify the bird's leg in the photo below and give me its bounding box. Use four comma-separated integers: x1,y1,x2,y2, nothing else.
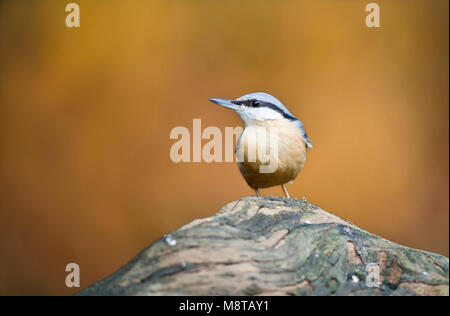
281,184,291,199
254,189,261,197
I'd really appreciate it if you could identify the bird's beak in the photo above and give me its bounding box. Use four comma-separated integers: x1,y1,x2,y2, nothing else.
209,98,238,111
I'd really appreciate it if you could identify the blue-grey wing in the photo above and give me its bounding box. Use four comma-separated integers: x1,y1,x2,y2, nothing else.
295,120,313,149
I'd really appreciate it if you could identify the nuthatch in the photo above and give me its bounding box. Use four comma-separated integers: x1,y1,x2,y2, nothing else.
210,92,312,198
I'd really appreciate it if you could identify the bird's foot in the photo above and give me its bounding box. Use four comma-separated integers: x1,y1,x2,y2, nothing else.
281,184,291,199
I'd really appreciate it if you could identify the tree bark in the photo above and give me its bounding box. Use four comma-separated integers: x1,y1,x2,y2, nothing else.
78,196,449,296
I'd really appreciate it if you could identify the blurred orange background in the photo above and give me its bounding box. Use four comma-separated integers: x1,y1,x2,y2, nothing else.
0,0,448,295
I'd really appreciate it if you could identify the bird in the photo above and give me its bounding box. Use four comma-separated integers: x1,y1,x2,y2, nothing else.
209,92,312,198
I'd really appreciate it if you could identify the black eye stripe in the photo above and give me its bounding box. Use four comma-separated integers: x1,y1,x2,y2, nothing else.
232,99,258,107
231,99,297,121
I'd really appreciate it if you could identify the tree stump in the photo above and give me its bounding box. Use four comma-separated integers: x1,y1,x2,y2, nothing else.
78,196,449,296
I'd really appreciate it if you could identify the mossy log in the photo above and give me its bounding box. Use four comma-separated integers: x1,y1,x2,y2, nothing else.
78,196,449,296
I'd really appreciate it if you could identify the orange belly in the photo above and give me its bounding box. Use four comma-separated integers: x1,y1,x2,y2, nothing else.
236,120,307,189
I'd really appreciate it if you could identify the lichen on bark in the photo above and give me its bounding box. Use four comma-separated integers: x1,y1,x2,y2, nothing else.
78,196,449,296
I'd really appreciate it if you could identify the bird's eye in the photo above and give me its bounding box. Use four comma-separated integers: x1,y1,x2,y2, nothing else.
251,100,261,107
